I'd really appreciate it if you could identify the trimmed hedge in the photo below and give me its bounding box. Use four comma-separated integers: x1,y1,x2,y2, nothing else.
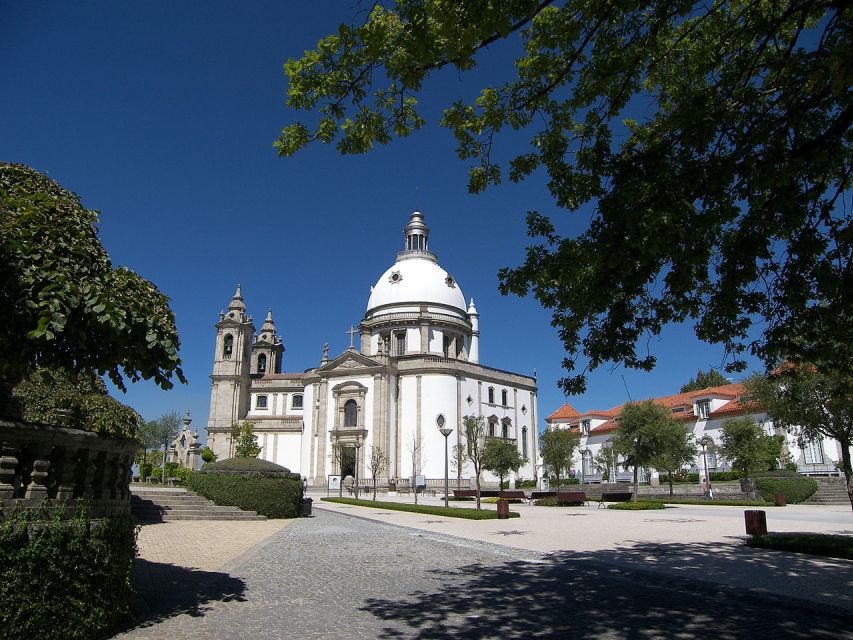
322,497,520,519
187,457,302,518
608,501,666,510
748,533,853,560
754,476,818,504
660,471,743,483
0,504,137,639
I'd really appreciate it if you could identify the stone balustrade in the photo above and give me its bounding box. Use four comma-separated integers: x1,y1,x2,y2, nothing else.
0,419,137,519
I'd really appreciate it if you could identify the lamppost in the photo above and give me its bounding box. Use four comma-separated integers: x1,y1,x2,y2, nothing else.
699,435,712,485
437,414,453,508
354,436,363,500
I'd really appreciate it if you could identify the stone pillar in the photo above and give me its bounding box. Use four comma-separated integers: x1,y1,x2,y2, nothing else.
25,443,52,501
0,443,20,499
55,446,79,501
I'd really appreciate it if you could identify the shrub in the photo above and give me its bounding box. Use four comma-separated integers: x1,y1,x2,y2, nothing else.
187,457,302,518
322,497,520,519
138,462,153,480
608,501,666,510
748,533,853,560
514,478,537,488
0,504,137,639
754,476,818,504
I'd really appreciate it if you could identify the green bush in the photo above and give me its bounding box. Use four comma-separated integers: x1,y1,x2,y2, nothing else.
138,462,153,479
754,476,818,503
514,478,537,488
748,532,853,560
187,458,302,518
661,471,742,484
608,501,666,510
0,504,137,639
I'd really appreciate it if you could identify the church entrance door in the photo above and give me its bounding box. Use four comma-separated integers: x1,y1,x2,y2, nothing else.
340,446,355,479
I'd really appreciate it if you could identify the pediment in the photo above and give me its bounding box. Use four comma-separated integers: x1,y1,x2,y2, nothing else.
319,350,383,373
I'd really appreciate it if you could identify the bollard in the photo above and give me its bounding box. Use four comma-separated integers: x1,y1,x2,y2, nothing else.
774,493,786,507
744,509,767,536
496,498,510,519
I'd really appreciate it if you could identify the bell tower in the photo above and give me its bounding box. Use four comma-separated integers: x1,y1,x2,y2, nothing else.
251,309,284,375
207,285,255,458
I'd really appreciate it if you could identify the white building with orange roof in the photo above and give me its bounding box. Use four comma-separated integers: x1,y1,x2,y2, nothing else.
546,382,844,484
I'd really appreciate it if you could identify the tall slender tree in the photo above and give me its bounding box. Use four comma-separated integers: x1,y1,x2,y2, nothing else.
539,428,580,494
463,416,488,509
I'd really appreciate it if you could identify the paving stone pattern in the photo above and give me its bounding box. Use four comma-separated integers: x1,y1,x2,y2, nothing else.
117,509,852,639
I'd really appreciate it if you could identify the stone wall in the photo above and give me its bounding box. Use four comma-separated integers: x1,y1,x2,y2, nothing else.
0,419,137,518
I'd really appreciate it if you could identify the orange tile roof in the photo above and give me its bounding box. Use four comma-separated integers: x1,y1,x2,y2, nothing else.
546,403,581,421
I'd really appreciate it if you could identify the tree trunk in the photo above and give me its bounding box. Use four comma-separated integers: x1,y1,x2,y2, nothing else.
841,444,853,512
632,466,639,502
668,475,674,497
475,471,481,510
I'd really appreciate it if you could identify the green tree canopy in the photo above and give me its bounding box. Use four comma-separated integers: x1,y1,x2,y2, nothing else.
11,366,141,439
482,437,526,489
746,369,853,510
0,163,185,416
648,418,696,496
539,426,579,491
231,421,262,458
717,416,784,481
612,401,673,500
279,1,851,394
680,369,731,393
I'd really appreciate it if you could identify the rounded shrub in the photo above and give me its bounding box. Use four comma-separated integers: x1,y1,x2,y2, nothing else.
753,475,818,504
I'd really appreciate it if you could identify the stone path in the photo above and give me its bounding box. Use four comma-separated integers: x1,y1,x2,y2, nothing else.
116,509,852,639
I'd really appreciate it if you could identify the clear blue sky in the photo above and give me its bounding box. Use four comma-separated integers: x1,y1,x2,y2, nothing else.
1,2,760,434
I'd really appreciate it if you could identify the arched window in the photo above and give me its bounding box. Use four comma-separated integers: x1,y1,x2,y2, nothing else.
522,427,528,458
488,419,496,437
488,387,495,404
223,334,233,358
257,353,267,374
501,390,508,406
292,394,304,410
344,400,358,427
502,421,509,439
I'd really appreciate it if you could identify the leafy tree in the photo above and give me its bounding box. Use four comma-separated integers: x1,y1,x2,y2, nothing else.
200,446,217,464
278,2,851,395
152,411,181,482
717,417,784,482
482,438,526,490
0,163,185,416
648,420,696,497
462,415,488,509
612,401,672,501
747,369,853,510
539,427,579,494
12,366,141,439
137,419,165,465
680,369,731,393
367,445,388,500
593,442,617,483
231,421,262,458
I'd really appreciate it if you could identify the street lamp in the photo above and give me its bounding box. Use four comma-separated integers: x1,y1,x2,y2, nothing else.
699,435,712,485
437,414,453,508
354,436,363,500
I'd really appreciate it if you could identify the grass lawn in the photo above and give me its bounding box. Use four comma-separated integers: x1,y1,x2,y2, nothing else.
747,532,853,560
322,497,520,519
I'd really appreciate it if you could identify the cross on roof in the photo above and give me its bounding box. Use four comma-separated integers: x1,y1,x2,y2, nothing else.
347,325,358,350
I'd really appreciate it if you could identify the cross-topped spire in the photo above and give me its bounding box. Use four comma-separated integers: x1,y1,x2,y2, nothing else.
347,325,358,350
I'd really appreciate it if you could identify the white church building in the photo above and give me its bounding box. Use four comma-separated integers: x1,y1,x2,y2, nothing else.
206,211,539,487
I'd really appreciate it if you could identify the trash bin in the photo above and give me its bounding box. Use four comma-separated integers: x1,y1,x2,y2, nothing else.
774,493,786,507
496,498,510,520
744,509,767,536
301,497,313,517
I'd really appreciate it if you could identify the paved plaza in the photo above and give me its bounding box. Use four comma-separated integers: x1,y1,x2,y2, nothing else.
115,495,853,639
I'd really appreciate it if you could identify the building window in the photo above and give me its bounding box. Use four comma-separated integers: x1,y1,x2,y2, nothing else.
257,353,267,374
501,390,508,406
292,394,303,410
522,427,528,458
344,400,358,428
581,420,590,436
488,387,495,404
501,421,509,439
396,332,405,356
256,395,268,409
488,420,496,437
803,438,824,464
223,334,233,359
696,400,710,420
443,335,450,358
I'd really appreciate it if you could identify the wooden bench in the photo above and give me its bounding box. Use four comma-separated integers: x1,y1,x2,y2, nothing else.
556,491,588,506
529,491,556,503
498,490,527,501
598,491,633,508
452,489,501,499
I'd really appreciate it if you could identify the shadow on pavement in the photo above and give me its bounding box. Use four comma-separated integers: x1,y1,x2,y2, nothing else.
120,560,246,632
361,540,852,639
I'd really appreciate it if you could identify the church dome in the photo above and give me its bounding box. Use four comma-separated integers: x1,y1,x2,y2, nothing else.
365,212,467,319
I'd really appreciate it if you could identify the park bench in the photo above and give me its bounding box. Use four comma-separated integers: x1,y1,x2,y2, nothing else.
598,491,633,508
498,490,527,501
528,491,556,504
556,491,588,506
453,489,477,498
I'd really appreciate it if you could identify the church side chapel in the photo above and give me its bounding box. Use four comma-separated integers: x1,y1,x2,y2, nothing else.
206,211,538,488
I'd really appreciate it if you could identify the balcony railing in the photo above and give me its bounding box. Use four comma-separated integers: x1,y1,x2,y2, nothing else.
0,419,137,519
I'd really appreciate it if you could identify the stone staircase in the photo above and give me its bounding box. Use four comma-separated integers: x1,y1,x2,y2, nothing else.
130,487,267,521
803,477,850,506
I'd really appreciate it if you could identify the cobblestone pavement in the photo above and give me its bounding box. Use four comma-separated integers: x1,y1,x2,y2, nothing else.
116,509,852,639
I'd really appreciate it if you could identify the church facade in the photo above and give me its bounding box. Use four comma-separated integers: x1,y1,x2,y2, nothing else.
206,212,539,487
